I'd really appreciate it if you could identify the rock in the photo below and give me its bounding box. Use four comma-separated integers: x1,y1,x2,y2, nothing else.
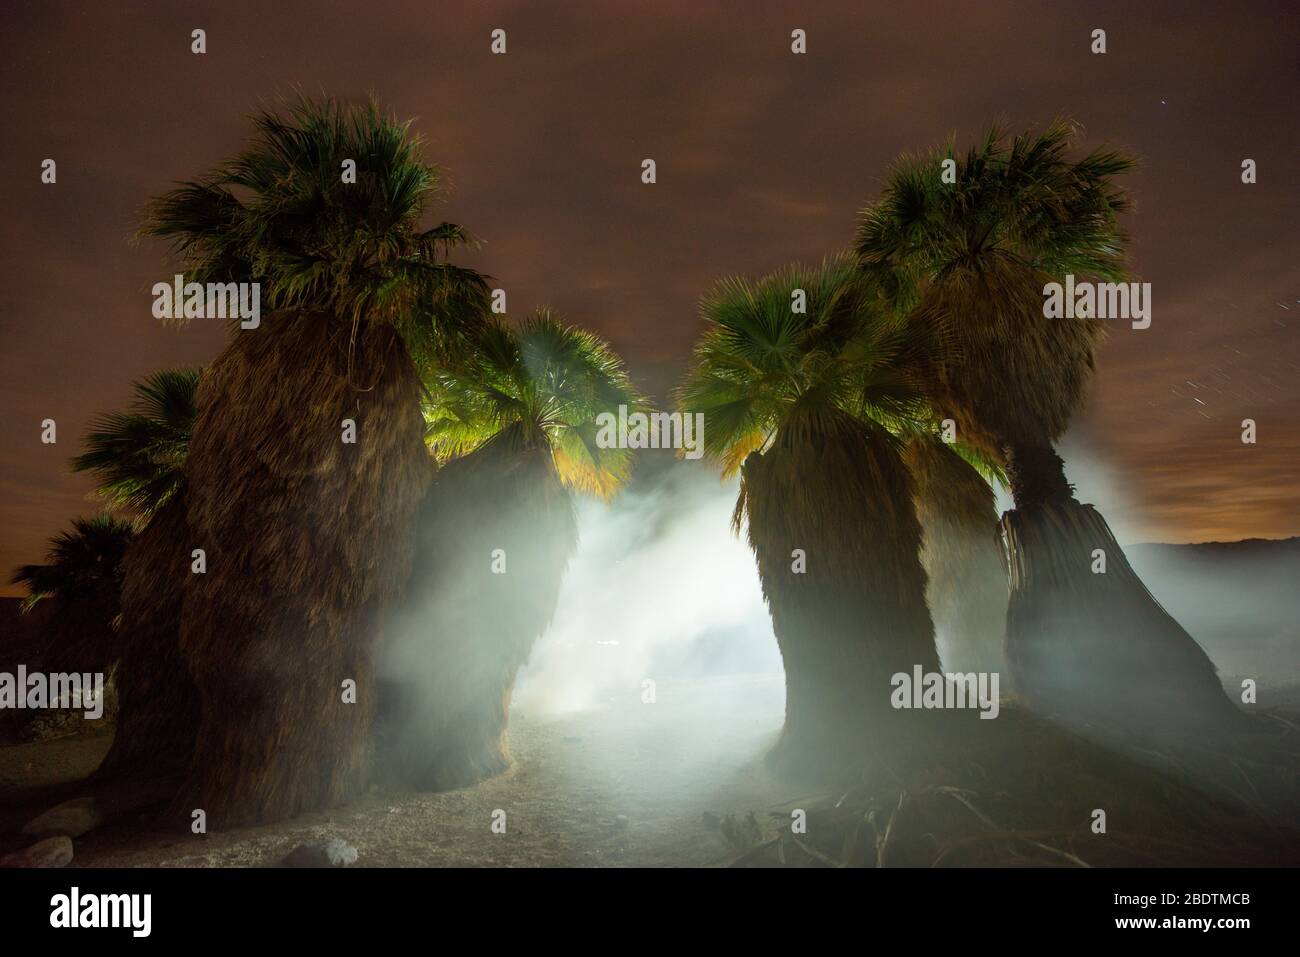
18,710,83,742
280,838,358,868
22,797,102,839
0,836,74,869
614,814,630,829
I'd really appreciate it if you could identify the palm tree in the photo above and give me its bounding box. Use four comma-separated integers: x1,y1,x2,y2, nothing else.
137,96,489,825
678,255,943,778
902,433,1008,674
11,515,135,675
70,369,202,782
70,368,199,521
382,310,641,790
855,122,1236,729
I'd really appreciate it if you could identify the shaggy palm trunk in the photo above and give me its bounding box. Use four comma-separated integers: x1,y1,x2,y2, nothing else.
38,567,123,679
1001,440,1239,729
381,428,576,791
905,437,1008,674
94,497,198,782
174,311,431,827
741,411,940,779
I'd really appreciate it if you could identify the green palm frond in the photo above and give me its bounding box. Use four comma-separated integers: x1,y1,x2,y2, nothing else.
677,253,936,478
11,515,136,612
857,119,1134,305
423,310,643,499
70,368,200,520
140,95,489,355
854,120,1136,448
946,439,1008,489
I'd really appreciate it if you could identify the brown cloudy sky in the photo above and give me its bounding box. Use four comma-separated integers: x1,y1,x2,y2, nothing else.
1,0,1297,594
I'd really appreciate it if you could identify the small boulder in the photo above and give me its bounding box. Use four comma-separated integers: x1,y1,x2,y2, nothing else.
280,838,358,868
18,710,83,742
0,836,74,869
22,797,102,839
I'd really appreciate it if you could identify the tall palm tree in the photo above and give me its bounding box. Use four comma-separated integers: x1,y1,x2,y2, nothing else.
902,432,1008,674
382,310,640,790
71,368,202,782
855,122,1236,728
678,255,943,778
11,515,135,675
138,96,489,825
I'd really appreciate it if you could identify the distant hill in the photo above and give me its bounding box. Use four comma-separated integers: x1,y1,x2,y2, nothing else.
1126,537,1299,682
1129,536,1300,562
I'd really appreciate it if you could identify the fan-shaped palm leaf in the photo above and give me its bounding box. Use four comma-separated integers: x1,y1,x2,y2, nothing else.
71,368,199,520
140,96,489,364
855,120,1133,471
423,309,643,500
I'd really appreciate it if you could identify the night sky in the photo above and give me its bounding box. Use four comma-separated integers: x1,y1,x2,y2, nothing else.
1,0,1297,595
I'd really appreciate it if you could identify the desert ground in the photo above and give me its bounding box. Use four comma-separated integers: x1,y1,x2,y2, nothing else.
0,675,798,867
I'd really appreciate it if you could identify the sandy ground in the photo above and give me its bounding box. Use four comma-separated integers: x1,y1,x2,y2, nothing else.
8,673,1295,867
0,675,799,867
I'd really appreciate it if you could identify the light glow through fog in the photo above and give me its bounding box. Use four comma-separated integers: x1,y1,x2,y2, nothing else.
514,467,783,714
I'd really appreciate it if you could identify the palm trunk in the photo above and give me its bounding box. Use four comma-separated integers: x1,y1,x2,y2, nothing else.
172,312,431,826
905,437,1008,674
381,432,576,791
1002,439,1072,511
22,569,123,743
1001,439,1239,729
93,497,198,783
741,412,940,779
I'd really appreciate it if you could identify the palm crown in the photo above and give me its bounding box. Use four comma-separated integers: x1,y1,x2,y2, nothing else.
853,121,1136,449
140,96,489,370
676,254,938,478
11,515,136,612
423,310,643,500
855,120,1134,307
71,368,199,521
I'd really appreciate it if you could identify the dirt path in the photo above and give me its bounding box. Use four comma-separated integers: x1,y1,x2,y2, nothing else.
3,675,797,867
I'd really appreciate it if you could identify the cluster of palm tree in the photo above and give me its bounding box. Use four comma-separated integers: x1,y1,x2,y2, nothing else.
13,101,1240,824
14,97,643,826
681,121,1237,775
